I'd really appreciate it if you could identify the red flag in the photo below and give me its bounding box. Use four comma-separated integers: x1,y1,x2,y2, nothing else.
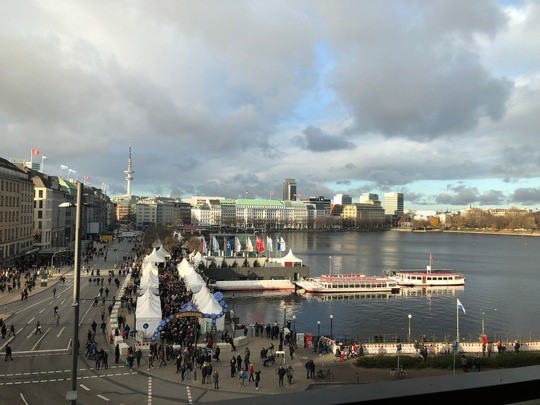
84,175,90,181
256,236,265,252
31,148,40,155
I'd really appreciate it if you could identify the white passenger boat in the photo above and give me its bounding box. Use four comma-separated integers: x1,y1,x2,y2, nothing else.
208,279,296,292
384,255,465,287
294,273,401,294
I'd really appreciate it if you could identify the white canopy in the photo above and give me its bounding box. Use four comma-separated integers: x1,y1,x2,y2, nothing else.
182,270,206,293
143,247,166,264
192,251,203,269
177,258,194,277
281,249,303,267
135,289,162,337
156,245,171,259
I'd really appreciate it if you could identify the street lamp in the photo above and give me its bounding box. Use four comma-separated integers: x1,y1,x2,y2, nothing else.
292,315,296,338
329,314,334,340
61,181,83,404
50,249,68,275
329,256,332,275
408,314,412,343
231,293,235,312
481,311,485,335
317,320,320,337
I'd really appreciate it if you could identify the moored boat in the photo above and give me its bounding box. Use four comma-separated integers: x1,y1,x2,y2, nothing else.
384,254,465,287
294,273,401,294
208,279,296,292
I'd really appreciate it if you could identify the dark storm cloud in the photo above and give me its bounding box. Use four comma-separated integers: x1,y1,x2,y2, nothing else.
293,126,355,151
510,188,540,205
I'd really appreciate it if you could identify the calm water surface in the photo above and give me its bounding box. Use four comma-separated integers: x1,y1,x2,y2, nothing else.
228,231,540,343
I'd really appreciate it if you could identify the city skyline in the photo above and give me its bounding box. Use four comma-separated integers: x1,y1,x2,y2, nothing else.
3,1,540,211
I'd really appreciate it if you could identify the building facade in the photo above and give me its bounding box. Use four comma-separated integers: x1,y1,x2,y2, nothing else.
282,178,297,201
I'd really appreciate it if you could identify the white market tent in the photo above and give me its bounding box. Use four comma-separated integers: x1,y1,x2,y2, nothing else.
182,268,206,294
135,288,162,338
267,249,303,267
155,245,171,260
177,258,194,277
143,247,166,265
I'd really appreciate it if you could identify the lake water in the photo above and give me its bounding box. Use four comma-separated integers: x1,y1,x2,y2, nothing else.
228,231,540,343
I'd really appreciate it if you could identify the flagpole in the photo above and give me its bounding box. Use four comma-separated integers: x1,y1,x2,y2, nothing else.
456,298,460,342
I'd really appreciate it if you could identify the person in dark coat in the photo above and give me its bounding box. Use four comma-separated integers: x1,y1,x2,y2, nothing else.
115,344,120,364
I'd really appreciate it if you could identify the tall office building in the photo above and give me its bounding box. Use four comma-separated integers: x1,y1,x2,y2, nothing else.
333,194,352,205
359,193,379,204
384,192,404,218
283,178,297,201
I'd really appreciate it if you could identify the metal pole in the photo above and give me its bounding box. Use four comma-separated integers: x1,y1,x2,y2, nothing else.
330,315,333,340
481,311,485,335
68,181,83,404
317,321,320,338
408,314,412,343
329,256,332,275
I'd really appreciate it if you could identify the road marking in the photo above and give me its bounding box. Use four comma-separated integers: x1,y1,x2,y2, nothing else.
32,327,51,350
20,393,29,405
39,308,45,314
0,336,15,350
97,394,110,401
148,376,152,405
57,326,65,337
61,298,67,305
27,317,35,324
186,386,193,404
80,384,90,391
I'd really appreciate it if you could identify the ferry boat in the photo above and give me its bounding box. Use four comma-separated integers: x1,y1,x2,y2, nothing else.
294,274,401,294
384,255,465,287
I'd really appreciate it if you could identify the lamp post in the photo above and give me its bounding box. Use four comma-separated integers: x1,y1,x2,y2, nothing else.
329,256,332,275
408,314,412,343
61,181,83,404
292,315,296,339
329,314,334,340
50,249,67,275
231,293,235,312
481,311,485,335
317,320,320,338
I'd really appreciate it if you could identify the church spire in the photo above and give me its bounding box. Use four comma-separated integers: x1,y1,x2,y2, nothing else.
124,142,134,196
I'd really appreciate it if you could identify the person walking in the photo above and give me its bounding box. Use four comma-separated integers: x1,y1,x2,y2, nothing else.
115,343,120,364
277,365,286,387
147,352,155,370
255,370,261,390
54,312,60,327
4,342,13,361
52,287,56,298
238,369,246,387
135,348,142,368
35,321,42,335
248,363,255,382
230,355,237,377
1,323,6,339
212,370,219,389
8,323,15,337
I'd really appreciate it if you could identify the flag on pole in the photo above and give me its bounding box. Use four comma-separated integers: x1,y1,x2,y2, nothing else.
200,237,207,254
256,236,265,252
212,236,220,253
276,236,281,252
31,148,40,155
234,236,242,253
267,236,273,252
84,175,90,181
457,299,466,315
246,237,254,252
280,237,286,252
226,237,232,254
42,156,47,160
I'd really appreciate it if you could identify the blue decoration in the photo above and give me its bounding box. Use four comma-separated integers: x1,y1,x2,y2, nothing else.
151,336,156,341
214,291,223,301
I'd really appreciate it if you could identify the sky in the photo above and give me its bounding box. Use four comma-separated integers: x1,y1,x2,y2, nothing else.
2,0,540,211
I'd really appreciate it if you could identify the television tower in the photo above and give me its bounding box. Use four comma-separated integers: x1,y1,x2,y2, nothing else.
124,143,134,196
